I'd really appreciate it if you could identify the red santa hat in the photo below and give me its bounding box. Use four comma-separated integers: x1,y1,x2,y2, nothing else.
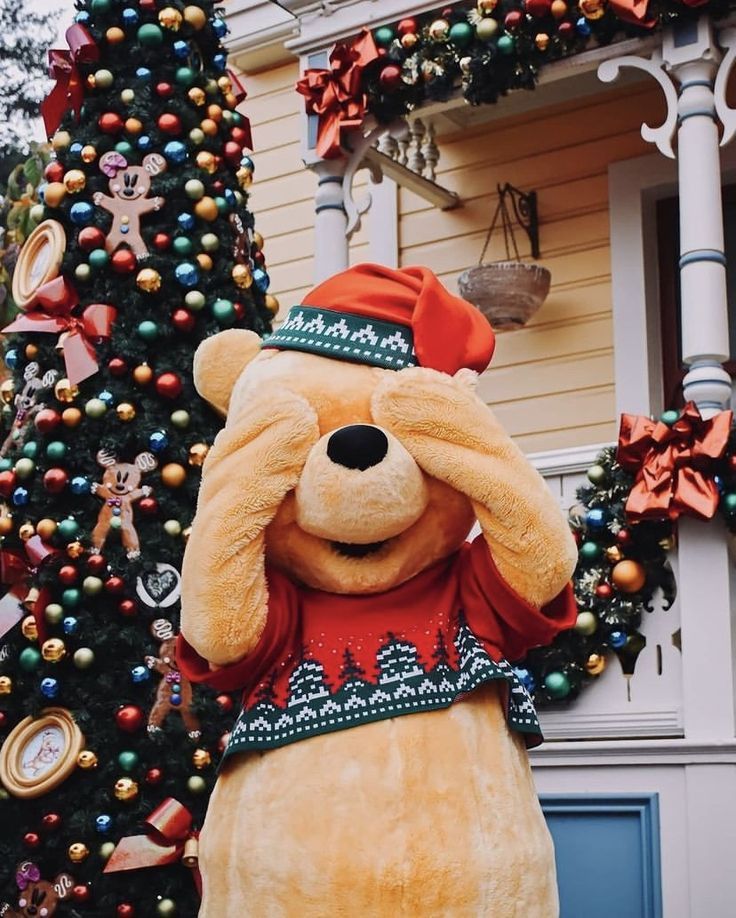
262,263,495,375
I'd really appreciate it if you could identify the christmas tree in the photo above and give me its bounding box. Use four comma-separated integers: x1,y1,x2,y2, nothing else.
0,0,275,914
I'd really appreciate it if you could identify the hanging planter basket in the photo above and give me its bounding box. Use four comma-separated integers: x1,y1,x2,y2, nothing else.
458,184,551,331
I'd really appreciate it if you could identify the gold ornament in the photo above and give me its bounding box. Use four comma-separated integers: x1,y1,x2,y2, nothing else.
224,92,237,109
579,0,606,18
535,32,550,50
133,364,154,386
236,167,253,189
192,748,211,769
231,263,252,288
21,616,38,641
604,545,623,563
161,463,187,488
585,653,606,676
0,514,13,535
68,843,89,863
158,6,183,29
62,407,83,427
477,0,498,11
196,150,216,173
136,268,162,293
36,518,57,539
196,253,213,272
188,443,209,466
217,76,232,93
183,4,207,29
194,197,218,221
252,230,264,250
18,522,35,541
429,18,450,40
206,104,223,122
63,169,86,193
188,87,206,107
52,130,71,151
401,32,418,49
77,750,98,769
43,182,66,208
55,378,79,403
42,638,66,663
0,379,15,404
0,676,12,694
611,559,646,593
265,294,280,317
551,0,568,16
116,402,136,422
67,541,84,559
125,117,143,135
114,777,139,801
106,26,125,43
81,145,97,163
200,118,218,136
25,344,38,360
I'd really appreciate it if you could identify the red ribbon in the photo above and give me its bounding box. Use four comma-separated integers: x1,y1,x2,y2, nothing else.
40,25,99,137
617,402,732,522
104,797,201,895
609,0,656,27
226,69,253,149
4,290,116,386
0,538,58,643
295,29,379,159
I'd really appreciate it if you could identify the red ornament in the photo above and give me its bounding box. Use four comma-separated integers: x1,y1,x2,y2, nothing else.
504,10,524,28
117,905,135,918
58,564,79,586
43,468,69,494
108,357,128,377
397,18,418,35
253,250,265,266
233,301,245,320
104,576,125,594
557,20,574,37
139,497,159,515
0,711,6,728
230,126,250,146
0,470,17,497
119,599,137,617
98,112,124,134
87,554,107,573
525,0,552,15
616,529,632,546
172,309,196,333
140,0,155,9
72,885,91,904
379,64,403,92
34,409,62,433
115,704,144,732
41,812,62,832
157,112,182,134
145,766,163,784
111,249,137,274
155,372,183,399
45,162,64,183
211,179,224,193
217,732,230,754
223,141,242,166
153,232,172,252
23,832,41,849
78,226,106,252
216,694,233,712
155,82,174,98
595,583,613,599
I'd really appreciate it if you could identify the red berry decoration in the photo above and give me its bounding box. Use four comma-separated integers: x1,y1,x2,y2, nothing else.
111,248,137,274
505,10,524,28
108,357,128,376
153,232,172,251
397,17,417,34
155,82,174,98
158,112,182,134
104,576,125,594
116,704,144,732
172,308,196,333
145,767,163,784
98,112,124,134
34,408,62,433
0,470,17,497
216,694,233,712
139,496,159,515
119,599,137,617
223,141,242,165
379,64,403,91
41,812,62,832
72,884,91,903
155,372,183,399
43,468,69,494
87,554,107,573
45,162,64,182
525,0,552,15
59,565,79,585
23,832,41,849
117,904,135,918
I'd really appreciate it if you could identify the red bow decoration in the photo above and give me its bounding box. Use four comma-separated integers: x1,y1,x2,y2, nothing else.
226,69,253,149
40,24,99,137
296,29,379,159
0,537,59,643
4,285,116,386
104,797,201,895
609,0,656,28
617,402,733,522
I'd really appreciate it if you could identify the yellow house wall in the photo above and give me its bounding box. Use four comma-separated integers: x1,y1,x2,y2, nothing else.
237,58,664,454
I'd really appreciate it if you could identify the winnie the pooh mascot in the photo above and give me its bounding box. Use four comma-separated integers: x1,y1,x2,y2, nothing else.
178,264,578,917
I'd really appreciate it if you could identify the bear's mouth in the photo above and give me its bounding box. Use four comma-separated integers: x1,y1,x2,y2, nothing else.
331,539,387,558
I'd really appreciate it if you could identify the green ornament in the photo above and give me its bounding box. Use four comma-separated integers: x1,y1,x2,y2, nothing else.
88,248,109,270
574,611,597,636
100,842,116,860
173,237,194,256
0,458,11,470
497,34,515,54
91,0,112,12
185,290,206,311
214,196,228,214
176,67,196,86
185,179,205,200
171,410,190,429
62,588,81,608
46,441,67,460
75,264,92,282
115,141,135,157
85,398,107,418
94,69,114,89
120,88,135,104
722,492,736,514
110,517,122,531
222,110,233,125
579,541,600,560
232,112,242,125
164,519,182,537
73,647,95,669
30,203,45,223
660,409,680,425
449,21,474,48
544,671,570,700
83,576,104,596
14,458,35,479
189,128,205,145
58,518,79,540
137,23,163,46
586,463,607,485
19,647,42,672
200,233,219,252
476,17,498,40
374,26,395,47
44,603,64,624
21,442,37,459
186,775,207,794
204,79,218,96
212,298,235,325
137,320,159,341
118,750,139,772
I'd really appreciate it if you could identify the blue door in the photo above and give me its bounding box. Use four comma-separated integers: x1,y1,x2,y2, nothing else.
541,794,663,918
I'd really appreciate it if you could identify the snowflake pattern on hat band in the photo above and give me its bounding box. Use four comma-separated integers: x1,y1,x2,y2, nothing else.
262,306,418,370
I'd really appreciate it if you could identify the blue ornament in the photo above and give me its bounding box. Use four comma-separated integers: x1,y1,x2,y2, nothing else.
585,508,608,531
131,665,149,683
41,677,59,699
177,212,195,231
224,189,236,208
38,182,49,202
149,430,169,453
122,7,139,25
211,17,227,37
609,630,627,649
69,142,83,157
164,141,188,164
173,40,189,59
576,17,592,36
0,459,11,471
175,262,200,287
171,693,182,706
715,474,725,494
514,667,536,694
12,487,29,506
22,442,38,459
137,135,153,151
71,476,91,495
136,66,152,80
62,617,79,635
96,814,113,834
70,202,94,226
232,112,242,126
98,390,115,407
75,10,90,22
5,348,18,369
240,155,254,172
213,52,227,71
253,267,270,293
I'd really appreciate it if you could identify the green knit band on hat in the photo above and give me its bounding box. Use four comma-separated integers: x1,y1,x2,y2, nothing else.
262,305,417,370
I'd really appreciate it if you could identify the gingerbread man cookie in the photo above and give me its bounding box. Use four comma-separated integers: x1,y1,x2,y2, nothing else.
90,449,157,558
93,152,166,258
146,635,201,740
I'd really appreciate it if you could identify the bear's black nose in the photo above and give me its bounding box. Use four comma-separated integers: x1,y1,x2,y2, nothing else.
327,425,388,471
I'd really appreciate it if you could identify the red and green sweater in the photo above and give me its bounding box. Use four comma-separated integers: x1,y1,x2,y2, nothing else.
177,538,576,757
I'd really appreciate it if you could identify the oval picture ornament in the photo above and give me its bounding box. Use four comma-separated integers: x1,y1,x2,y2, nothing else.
11,221,67,310
0,707,84,798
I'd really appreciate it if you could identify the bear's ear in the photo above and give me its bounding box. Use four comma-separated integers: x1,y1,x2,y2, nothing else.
193,329,262,416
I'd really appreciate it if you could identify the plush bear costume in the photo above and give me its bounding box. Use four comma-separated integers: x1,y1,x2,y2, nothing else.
178,264,578,917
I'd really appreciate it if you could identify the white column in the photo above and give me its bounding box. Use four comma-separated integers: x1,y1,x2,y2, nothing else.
312,159,349,283
368,176,398,268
